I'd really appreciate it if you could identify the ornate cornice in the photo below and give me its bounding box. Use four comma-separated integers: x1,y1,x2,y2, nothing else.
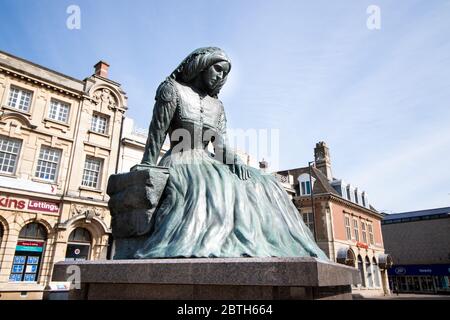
0,66,83,99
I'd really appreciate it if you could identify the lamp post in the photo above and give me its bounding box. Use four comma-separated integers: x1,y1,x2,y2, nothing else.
308,160,317,242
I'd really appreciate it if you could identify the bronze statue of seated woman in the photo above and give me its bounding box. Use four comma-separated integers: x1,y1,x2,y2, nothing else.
108,47,328,260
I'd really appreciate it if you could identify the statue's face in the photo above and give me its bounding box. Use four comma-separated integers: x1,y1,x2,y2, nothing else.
202,61,230,91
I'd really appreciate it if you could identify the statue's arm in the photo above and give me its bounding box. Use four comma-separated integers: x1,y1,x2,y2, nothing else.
141,80,177,165
215,103,243,166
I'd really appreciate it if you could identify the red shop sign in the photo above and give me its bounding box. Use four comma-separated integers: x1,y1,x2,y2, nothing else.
17,241,44,247
356,242,369,249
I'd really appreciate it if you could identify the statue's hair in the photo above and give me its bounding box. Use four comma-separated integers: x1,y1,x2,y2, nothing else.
169,47,231,97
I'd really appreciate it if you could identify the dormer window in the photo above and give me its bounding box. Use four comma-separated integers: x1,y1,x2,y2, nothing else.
301,181,311,195
298,173,315,196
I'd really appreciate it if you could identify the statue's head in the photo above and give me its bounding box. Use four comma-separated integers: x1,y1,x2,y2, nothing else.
170,47,231,97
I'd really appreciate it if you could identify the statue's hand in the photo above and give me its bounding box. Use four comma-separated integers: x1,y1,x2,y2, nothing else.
229,163,251,180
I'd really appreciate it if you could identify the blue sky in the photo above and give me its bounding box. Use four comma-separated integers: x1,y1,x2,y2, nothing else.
1,0,449,213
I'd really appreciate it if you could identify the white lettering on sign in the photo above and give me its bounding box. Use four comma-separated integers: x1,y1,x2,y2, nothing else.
0,194,59,214
28,200,60,213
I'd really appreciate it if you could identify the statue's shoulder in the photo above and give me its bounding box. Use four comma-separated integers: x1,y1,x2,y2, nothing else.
155,78,177,103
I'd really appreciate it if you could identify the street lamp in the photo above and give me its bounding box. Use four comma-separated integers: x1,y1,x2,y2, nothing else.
308,160,317,242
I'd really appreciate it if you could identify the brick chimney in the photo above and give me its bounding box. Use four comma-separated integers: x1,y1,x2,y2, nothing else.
94,61,110,78
314,141,333,181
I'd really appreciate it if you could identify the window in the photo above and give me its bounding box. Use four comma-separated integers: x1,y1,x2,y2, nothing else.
362,195,366,207
344,215,352,240
366,257,374,288
19,223,47,239
48,99,70,123
373,258,381,287
298,174,314,197
0,135,22,174
361,221,367,243
346,187,351,200
7,86,33,112
368,223,374,245
35,146,61,182
300,181,311,195
353,218,359,241
82,157,102,188
358,255,366,287
354,190,359,204
91,113,109,134
10,223,47,283
66,228,92,261
302,212,315,236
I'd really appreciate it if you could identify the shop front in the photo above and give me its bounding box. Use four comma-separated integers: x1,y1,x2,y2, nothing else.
389,264,450,294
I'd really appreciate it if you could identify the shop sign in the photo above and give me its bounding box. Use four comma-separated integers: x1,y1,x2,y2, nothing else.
395,267,406,275
0,194,59,214
16,241,44,253
356,242,369,249
27,199,59,213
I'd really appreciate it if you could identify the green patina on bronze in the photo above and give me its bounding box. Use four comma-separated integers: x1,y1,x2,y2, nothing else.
107,47,328,260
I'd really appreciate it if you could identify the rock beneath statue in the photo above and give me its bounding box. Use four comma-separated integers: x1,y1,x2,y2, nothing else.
107,164,169,259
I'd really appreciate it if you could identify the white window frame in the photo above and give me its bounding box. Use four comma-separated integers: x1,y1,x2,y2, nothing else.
7,85,33,112
344,215,352,240
298,174,315,196
368,223,374,245
81,156,103,189
302,212,315,236
361,221,367,243
353,218,359,242
301,181,311,196
35,146,61,182
0,135,22,175
90,113,109,135
48,99,70,123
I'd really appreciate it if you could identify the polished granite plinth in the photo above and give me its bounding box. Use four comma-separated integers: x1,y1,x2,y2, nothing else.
50,257,360,300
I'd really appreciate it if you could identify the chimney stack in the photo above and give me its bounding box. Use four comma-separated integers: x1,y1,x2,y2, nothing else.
314,141,333,181
94,61,110,78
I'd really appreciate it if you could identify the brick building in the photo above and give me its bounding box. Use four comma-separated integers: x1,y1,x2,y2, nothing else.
382,207,450,294
0,50,127,299
276,142,393,296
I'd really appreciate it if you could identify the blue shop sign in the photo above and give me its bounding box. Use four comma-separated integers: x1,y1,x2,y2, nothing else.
389,264,450,276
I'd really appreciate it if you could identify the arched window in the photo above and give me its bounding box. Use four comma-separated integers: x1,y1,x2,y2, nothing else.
19,223,47,240
10,223,48,282
358,255,366,287
66,228,92,261
372,257,381,287
68,227,91,243
366,257,374,288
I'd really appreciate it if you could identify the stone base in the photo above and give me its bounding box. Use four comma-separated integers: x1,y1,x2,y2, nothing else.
50,257,360,300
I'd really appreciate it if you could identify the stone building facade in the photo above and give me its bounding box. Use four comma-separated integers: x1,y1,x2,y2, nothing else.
0,51,127,299
276,142,392,297
382,207,450,294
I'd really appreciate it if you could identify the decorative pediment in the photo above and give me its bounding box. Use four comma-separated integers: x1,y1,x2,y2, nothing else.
0,111,37,129
92,88,118,110
56,204,110,234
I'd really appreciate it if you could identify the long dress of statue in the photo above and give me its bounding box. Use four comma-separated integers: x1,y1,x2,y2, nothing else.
136,47,328,259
